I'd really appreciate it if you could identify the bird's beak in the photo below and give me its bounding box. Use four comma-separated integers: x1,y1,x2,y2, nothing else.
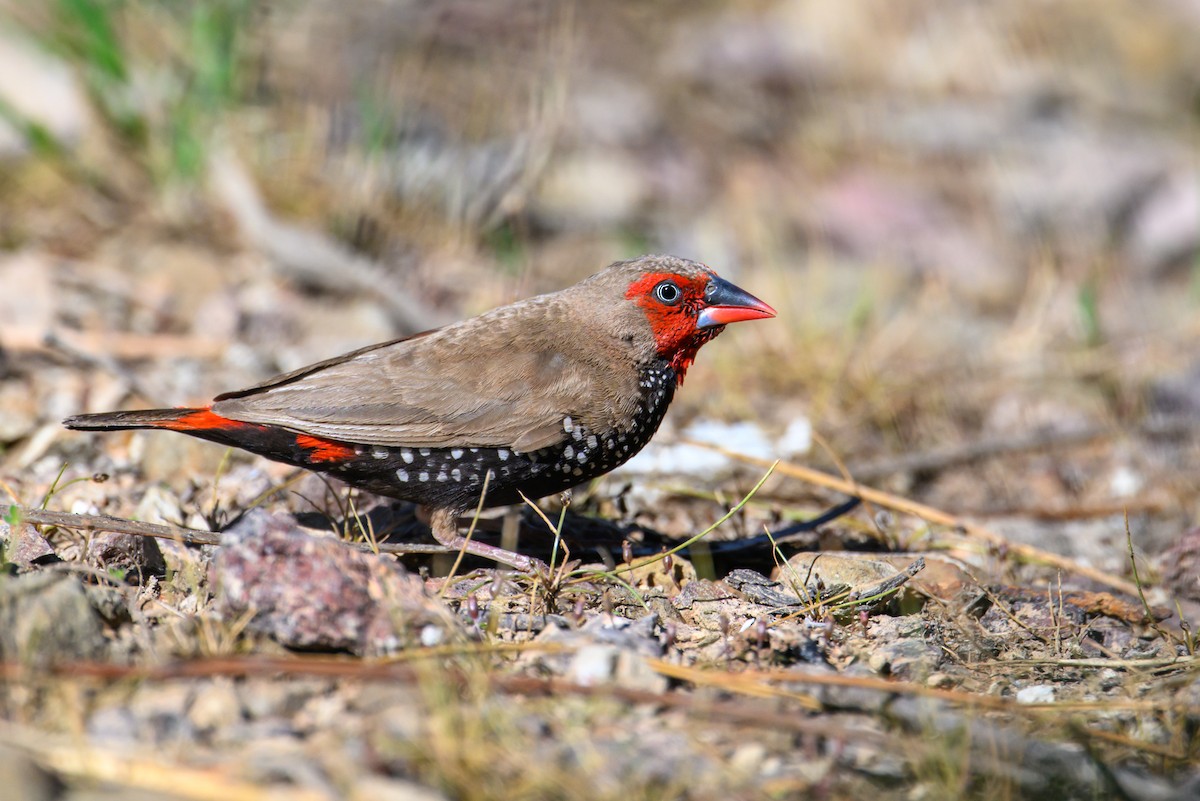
696,275,777,329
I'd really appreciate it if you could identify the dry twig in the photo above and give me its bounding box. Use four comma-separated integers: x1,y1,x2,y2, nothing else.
1,504,451,555
844,415,1200,482
694,445,1141,597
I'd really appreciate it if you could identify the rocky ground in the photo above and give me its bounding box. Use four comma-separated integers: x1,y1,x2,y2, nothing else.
1,1,1199,799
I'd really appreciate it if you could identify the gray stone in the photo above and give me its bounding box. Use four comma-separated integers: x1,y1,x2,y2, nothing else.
87,532,165,582
0,573,107,665
865,616,941,681
0,517,55,569
1015,684,1056,704
1125,171,1200,275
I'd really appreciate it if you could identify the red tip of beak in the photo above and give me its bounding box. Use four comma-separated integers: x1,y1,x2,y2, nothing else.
696,276,777,329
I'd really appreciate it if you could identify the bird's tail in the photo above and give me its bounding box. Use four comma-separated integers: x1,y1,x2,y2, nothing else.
64,407,237,433
64,407,359,467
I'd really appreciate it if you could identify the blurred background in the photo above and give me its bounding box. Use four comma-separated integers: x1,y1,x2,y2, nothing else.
4,7,1200,795
2,0,1200,562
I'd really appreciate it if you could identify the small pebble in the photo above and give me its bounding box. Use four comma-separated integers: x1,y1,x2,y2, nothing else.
1016,685,1056,704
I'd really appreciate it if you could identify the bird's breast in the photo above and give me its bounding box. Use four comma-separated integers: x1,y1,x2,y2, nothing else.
308,362,678,511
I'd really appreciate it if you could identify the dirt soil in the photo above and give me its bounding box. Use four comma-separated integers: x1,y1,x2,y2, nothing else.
1,2,1199,800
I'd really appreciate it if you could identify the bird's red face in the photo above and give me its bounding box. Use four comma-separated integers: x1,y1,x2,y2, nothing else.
625,269,776,382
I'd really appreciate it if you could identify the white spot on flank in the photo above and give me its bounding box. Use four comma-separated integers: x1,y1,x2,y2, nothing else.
563,416,573,432
451,468,462,481
396,469,409,481
418,471,429,482
436,471,448,482
563,445,574,459
401,449,414,464
497,449,509,461
419,448,431,457
577,450,587,463
372,448,389,460
587,434,598,450
451,448,463,459
572,467,583,476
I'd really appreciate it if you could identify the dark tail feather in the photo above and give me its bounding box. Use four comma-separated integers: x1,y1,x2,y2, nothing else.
62,407,244,433
64,407,356,467
64,407,260,452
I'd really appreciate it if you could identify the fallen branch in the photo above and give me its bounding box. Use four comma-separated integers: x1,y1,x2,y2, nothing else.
844,415,1200,482
1,504,451,555
2,653,1192,780
959,497,1168,521
692,445,1141,597
0,655,874,743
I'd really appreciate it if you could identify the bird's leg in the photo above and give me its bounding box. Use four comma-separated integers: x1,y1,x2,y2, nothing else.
430,507,548,574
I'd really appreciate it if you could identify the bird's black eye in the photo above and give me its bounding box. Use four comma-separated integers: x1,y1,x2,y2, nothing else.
654,280,682,305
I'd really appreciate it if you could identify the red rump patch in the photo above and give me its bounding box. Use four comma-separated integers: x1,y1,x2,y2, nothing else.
295,434,357,463
158,408,354,463
164,408,253,432
158,407,355,463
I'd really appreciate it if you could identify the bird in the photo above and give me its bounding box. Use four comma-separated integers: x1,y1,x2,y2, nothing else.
65,255,776,571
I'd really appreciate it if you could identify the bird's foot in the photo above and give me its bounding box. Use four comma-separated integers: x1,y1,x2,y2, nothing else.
430,508,549,575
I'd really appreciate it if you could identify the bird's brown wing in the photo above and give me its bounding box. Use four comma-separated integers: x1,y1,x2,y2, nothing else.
211,311,635,451
213,330,438,401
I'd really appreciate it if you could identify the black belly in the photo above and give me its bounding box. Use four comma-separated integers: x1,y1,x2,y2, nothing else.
325,367,676,510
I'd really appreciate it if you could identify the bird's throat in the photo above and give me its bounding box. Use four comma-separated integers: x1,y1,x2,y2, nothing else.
666,327,722,384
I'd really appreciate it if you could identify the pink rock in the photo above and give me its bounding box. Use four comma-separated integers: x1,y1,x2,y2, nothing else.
212,510,457,655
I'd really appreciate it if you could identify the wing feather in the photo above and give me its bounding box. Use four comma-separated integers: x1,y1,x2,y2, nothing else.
211,292,642,451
